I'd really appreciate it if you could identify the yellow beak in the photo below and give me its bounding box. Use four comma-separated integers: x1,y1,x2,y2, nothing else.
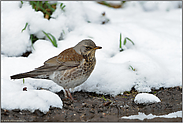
94,46,102,50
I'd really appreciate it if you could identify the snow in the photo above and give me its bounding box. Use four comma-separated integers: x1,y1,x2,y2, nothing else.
134,93,161,104
1,1,182,113
121,111,182,120
1,1,31,56
2,89,63,114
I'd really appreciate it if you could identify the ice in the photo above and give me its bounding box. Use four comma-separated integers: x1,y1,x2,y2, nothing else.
121,111,182,120
134,93,161,104
1,1,182,113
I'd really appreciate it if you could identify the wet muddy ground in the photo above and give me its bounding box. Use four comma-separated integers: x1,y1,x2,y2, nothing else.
1,86,182,122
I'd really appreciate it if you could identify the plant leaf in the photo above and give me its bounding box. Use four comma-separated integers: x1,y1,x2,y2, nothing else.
23,78,25,84
30,34,35,50
62,5,66,10
60,3,66,10
126,37,135,45
119,33,122,48
102,95,107,101
129,65,136,71
48,33,57,47
30,1,37,10
123,38,127,45
37,2,50,16
119,33,124,52
36,1,39,11
46,1,55,12
42,31,57,47
21,22,28,32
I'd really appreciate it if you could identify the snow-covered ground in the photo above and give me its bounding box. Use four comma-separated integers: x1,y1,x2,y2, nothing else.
1,1,182,113
121,111,182,120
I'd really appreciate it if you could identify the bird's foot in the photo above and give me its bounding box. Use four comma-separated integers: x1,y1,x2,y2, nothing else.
64,88,75,102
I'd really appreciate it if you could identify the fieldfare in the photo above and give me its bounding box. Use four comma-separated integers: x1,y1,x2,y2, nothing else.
10,39,102,100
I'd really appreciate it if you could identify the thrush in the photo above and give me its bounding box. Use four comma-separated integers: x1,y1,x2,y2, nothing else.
10,39,102,100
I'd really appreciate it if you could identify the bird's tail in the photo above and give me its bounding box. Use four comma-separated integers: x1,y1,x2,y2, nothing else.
10,70,49,80
11,73,31,79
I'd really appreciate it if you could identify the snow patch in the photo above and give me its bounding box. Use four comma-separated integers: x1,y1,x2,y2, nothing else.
121,111,182,120
134,93,161,105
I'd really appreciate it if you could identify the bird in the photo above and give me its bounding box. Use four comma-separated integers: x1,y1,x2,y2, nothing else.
10,39,102,101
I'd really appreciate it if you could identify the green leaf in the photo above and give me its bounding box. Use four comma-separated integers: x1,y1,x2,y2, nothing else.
62,5,66,10
30,1,37,10
42,31,57,47
46,1,55,12
31,1,50,15
42,31,52,41
129,65,133,70
60,3,66,10
119,33,124,52
39,5,50,16
36,1,39,11
126,37,135,45
23,78,25,84
48,33,57,47
30,35,35,50
153,91,157,94
21,1,23,4
129,65,136,71
21,22,28,32
123,37,127,45
119,33,122,48
102,95,107,101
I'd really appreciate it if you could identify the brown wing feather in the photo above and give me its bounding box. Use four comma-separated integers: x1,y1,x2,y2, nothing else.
44,56,59,65
35,47,84,71
57,47,83,62
56,47,83,66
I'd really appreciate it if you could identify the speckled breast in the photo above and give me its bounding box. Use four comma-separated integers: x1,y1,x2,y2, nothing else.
50,58,96,89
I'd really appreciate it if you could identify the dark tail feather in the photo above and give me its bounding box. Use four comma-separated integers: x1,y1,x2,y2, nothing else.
10,70,49,80
10,72,33,79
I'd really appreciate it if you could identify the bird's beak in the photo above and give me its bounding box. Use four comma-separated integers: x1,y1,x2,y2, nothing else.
94,46,102,50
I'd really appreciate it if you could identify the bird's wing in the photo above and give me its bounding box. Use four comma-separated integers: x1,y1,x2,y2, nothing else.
35,48,84,72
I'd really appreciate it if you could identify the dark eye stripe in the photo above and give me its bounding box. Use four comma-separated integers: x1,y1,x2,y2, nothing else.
86,46,92,49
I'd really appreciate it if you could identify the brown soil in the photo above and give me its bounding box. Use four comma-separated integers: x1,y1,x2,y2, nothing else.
1,86,182,122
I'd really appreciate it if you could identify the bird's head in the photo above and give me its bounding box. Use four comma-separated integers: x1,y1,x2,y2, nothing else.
74,39,102,56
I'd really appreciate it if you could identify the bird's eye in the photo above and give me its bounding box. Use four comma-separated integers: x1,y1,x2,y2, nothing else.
86,46,92,50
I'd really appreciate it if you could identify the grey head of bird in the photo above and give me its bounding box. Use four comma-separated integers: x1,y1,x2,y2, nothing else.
73,39,102,56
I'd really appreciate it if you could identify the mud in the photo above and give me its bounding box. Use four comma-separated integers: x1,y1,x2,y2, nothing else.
1,86,182,122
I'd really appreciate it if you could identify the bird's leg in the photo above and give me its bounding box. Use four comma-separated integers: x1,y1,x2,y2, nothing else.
64,88,69,98
64,88,74,101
